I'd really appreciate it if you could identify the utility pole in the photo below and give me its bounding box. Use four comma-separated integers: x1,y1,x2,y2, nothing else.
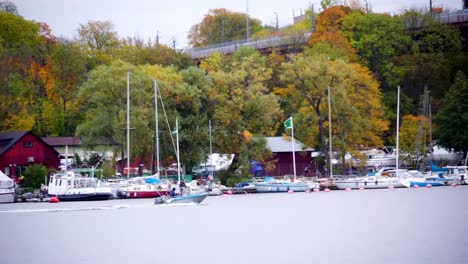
246,0,250,40
311,3,315,31
156,31,160,46
365,0,369,14
275,12,279,31
221,16,225,45
429,0,433,14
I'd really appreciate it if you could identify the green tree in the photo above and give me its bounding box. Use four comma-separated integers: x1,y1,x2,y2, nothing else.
342,12,411,90
77,20,120,66
203,47,282,182
23,164,48,189
76,60,153,170
434,71,468,160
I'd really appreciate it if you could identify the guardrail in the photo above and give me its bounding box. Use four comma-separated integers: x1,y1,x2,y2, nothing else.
187,31,312,59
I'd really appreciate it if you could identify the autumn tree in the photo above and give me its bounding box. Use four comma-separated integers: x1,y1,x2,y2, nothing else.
399,114,430,168
188,8,263,47
308,6,357,61
0,11,43,131
280,53,388,173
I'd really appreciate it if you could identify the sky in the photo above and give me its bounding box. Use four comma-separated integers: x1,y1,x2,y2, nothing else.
11,0,464,49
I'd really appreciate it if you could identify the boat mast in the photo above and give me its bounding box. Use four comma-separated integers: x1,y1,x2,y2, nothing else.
154,80,160,178
175,118,181,183
328,86,333,178
126,72,130,178
396,86,400,177
209,120,213,179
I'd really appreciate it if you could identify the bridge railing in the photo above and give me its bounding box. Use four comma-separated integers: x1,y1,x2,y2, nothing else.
187,31,312,59
435,9,468,24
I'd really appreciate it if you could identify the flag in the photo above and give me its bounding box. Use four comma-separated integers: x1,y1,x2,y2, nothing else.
284,116,292,129
172,127,177,135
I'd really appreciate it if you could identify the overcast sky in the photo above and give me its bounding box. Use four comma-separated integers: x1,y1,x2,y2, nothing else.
11,0,464,49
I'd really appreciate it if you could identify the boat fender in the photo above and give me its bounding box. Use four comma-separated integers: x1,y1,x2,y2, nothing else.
49,197,60,203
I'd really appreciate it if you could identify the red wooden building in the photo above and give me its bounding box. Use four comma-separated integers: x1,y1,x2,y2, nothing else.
264,136,314,177
0,131,60,181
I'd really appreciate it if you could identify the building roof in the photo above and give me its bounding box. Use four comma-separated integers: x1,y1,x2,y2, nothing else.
266,136,314,153
41,137,81,146
0,131,60,156
0,131,29,156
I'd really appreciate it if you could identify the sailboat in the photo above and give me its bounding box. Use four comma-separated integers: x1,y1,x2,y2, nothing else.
153,83,208,205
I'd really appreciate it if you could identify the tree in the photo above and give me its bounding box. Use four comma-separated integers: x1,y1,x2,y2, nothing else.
342,12,411,90
434,71,468,160
399,114,430,168
77,20,120,66
0,12,44,132
308,6,357,62
279,53,388,173
23,164,48,189
188,8,263,47
76,60,153,171
203,47,282,182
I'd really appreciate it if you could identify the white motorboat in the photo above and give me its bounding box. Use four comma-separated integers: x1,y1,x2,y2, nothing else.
255,179,309,192
47,171,114,201
0,170,15,203
154,192,208,205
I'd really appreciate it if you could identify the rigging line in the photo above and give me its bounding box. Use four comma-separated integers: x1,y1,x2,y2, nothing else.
157,85,177,156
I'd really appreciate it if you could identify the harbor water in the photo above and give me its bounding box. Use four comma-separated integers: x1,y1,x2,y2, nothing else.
1,186,467,264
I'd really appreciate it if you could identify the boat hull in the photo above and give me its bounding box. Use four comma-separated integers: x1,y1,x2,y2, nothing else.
155,192,208,205
55,192,114,202
0,189,15,203
124,190,169,199
335,178,404,190
254,182,309,192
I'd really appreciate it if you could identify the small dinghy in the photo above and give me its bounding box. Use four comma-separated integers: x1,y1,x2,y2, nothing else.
154,192,208,205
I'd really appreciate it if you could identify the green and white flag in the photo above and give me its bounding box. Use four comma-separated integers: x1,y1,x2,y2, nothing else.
172,127,177,135
284,116,293,129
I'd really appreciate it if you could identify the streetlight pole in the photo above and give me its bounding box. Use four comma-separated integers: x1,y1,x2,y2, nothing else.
274,12,278,31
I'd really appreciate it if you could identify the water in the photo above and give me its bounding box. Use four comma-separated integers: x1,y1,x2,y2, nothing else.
1,186,467,264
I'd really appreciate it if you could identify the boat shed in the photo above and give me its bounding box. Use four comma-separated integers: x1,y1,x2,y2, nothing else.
265,136,314,177
0,131,60,181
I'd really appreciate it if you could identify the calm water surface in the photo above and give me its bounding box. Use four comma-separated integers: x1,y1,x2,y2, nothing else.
1,186,467,264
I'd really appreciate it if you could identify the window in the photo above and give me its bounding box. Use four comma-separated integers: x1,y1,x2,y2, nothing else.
23,141,33,148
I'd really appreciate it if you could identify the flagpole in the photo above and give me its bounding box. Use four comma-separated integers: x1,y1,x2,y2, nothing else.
209,120,213,179
176,118,181,183
328,86,333,178
291,117,297,180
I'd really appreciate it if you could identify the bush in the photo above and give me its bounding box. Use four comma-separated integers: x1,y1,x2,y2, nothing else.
22,164,48,189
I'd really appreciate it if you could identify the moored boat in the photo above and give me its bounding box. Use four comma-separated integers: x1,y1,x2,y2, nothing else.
254,179,309,193
47,171,114,201
0,170,15,203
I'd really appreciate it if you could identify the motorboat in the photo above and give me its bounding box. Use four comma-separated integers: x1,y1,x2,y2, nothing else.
254,178,309,193
154,192,208,205
0,170,15,203
47,171,114,201
120,178,170,198
335,169,409,190
442,166,467,184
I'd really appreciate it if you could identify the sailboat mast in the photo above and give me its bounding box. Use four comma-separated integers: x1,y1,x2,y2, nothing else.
328,86,333,178
154,80,160,178
209,120,213,178
126,72,130,178
176,118,181,183
396,86,400,177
